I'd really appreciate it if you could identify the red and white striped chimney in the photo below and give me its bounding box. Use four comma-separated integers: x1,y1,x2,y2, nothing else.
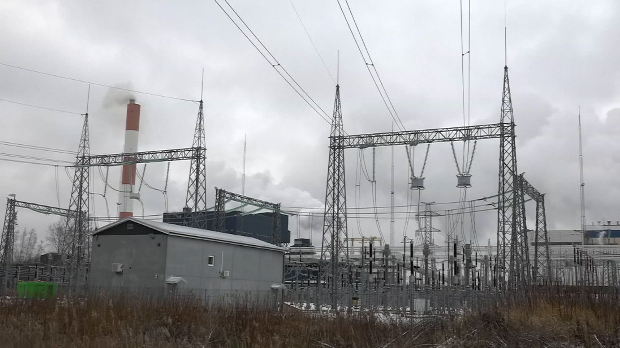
118,99,141,219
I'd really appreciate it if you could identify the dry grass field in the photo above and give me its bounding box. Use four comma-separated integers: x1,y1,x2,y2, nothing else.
0,288,618,347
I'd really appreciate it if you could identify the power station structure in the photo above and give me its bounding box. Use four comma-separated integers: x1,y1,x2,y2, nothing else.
163,187,290,246
1,58,619,315
0,96,209,291
317,64,549,307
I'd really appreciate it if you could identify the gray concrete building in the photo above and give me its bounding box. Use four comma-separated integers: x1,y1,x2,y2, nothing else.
89,218,286,294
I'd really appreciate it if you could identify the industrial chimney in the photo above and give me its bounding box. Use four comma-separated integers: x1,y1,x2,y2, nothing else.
118,99,141,218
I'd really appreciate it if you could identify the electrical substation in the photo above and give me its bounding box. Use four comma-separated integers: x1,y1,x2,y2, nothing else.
0,2,618,317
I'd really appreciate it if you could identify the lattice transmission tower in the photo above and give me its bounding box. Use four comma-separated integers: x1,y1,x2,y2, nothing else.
519,174,551,284
320,84,349,309
0,196,16,295
416,202,439,285
185,98,207,227
496,65,527,289
66,112,91,289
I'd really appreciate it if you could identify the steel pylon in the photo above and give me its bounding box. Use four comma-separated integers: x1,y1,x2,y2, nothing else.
0,196,16,295
66,113,91,290
496,66,527,289
534,195,551,283
185,100,207,227
416,202,439,285
320,84,349,309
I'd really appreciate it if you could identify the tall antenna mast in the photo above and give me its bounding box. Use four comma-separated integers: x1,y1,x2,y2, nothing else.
337,50,340,86
578,106,586,245
201,68,204,100
504,0,507,67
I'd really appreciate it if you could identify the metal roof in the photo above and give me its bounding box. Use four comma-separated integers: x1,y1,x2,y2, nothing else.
93,217,286,252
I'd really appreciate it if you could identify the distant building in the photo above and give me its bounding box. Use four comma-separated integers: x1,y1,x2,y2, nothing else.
287,238,317,258
531,222,620,246
162,210,291,245
89,218,286,294
39,252,63,266
284,238,318,286
585,221,620,245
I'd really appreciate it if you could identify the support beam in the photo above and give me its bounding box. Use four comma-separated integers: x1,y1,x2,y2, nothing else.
519,174,551,284
72,147,203,167
14,200,72,217
335,123,509,149
214,187,282,246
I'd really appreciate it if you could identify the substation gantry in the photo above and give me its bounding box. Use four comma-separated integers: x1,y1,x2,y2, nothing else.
214,187,282,246
320,67,551,308
0,196,73,295
0,99,208,292
519,174,551,284
66,145,205,287
63,101,207,289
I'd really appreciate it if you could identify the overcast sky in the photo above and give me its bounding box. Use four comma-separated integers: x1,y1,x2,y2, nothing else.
0,1,618,252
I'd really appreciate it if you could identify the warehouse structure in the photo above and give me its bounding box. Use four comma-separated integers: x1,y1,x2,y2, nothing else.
89,218,286,294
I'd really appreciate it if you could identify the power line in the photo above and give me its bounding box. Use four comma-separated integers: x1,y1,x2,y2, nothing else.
0,62,196,102
213,0,333,126
0,97,82,115
0,140,77,155
0,157,62,167
335,0,406,131
88,204,500,223
282,194,500,210
0,152,73,164
288,0,336,84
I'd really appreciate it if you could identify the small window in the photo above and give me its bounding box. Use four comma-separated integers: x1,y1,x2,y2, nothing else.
207,256,215,267
127,223,133,230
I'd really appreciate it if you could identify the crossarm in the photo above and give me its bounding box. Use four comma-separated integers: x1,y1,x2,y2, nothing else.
72,147,205,167
337,123,510,149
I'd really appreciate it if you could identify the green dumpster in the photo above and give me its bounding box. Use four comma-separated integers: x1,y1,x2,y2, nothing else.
17,282,57,299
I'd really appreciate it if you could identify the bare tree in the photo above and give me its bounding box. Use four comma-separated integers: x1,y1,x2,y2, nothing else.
13,228,39,263
46,217,72,256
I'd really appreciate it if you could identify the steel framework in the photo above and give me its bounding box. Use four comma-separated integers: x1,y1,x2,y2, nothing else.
519,174,551,283
496,66,527,289
339,123,510,149
65,114,204,289
416,202,440,247
0,196,73,294
416,202,440,285
213,187,282,246
66,113,91,289
321,67,530,306
185,100,208,227
0,196,16,295
13,200,72,217
72,147,202,167
320,85,349,310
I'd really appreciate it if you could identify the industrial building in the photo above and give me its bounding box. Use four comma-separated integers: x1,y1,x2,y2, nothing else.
89,218,286,294
163,210,291,245
585,221,620,245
